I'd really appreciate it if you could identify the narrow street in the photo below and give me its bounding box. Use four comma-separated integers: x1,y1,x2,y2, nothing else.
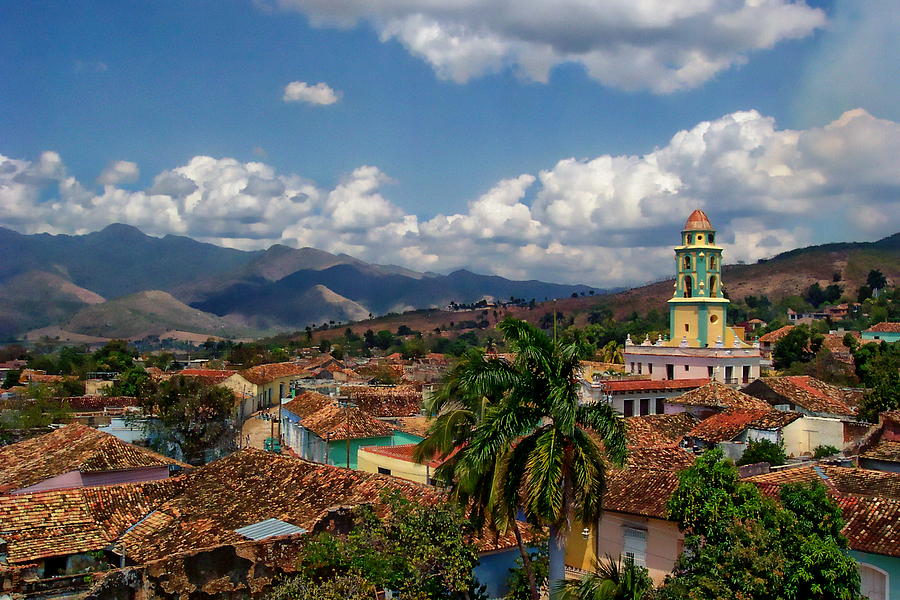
239,406,280,450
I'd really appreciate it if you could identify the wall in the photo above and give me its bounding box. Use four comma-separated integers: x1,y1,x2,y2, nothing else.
595,512,682,586
357,449,428,484
474,549,521,599
98,417,148,444
13,470,83,494
564,522,596,572
326,436,392,470
781,416,844,457
624,349,759,383
851,550,899,600
859,458,900,474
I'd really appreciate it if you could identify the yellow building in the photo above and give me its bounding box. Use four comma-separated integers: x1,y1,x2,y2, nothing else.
624,210,761,384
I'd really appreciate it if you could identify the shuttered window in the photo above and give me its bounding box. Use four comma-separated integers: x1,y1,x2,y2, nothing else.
622,527,647,566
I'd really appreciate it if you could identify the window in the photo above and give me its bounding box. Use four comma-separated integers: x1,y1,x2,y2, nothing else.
709,255,716,269
624,399,634,417
859,564,887,600
709,275,718,296
648,363,653,374
708,366,714,378
623,527,647,566
666,364,674,380
684,364,690,372
656,398,665,414
630,362,635,373
684,275,693,298
377,467,392,475
683,255,691,269
708,233,715,244
637,362,642,374
742,365,751,384
640,399,650,416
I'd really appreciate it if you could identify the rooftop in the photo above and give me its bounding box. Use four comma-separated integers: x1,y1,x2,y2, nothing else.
0,423,188,493
866,321,900,333
758,325,794,344
603,468,682,520
300,404,395,441
670,381,771,411
240,362,310,385
392,416,432,439
625,413,699,448
178,368,239,385
743,376,858,416
282,390,337,420
359,443,459,469
683,209,713,232
600,378,709,393
860,440,900,464
344,385,423,417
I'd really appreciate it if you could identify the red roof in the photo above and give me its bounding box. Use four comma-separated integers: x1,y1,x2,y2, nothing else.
360,443,460,469
867,322,900,333
601,378,709,393
758,325,795,344
683,209,713,231
178,369,239,385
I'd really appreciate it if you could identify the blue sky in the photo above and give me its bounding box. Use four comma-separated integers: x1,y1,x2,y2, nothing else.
1,0,898,287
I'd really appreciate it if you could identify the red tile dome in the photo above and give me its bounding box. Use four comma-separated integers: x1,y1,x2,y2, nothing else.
684,209,713,231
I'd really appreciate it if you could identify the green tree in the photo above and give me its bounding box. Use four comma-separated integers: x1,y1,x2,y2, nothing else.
424,318,627,596
772,325,823,369
804,283,826,308
736,438,787,466
280,491,483,600
105,366,153,397
143,376,236,463
92,339,136,373
812,444,841,459
661,449,860,600
867,269,887,292
556,555,653,600
268,574,374,600
2,369,20,389
851,340,900,421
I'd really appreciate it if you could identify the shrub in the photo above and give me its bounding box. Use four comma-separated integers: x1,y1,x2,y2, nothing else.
737,438,787,466
813,444,841,459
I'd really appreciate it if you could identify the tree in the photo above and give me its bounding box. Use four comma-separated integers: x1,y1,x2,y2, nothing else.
660,449,860,600
851,340,900,421
92,339,136,373
268,574,374,600
736,438,787,466
143,376,237,463
105,366,153,397
424,318,627,596
867,269,887,292
804,283,826,308
2,369,20,389
276,491,483,600
556,555,653,600
772,325,823,369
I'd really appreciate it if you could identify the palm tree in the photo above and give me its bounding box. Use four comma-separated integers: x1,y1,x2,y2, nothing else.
421,318,628,597
556,554,653,600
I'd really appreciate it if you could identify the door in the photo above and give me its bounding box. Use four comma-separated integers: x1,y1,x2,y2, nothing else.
859,564,886,600
666,364,674,380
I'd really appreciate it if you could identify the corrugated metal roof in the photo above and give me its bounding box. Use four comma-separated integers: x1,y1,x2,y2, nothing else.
234,518,306,540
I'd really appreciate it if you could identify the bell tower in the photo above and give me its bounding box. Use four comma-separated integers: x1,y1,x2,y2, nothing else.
667,210,730,347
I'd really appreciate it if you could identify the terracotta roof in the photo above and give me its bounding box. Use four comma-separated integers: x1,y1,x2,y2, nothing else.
0,424,188,493
63,395,139,411
345,385,423,417
0,478,184,564
744,376,857,416
625,413,699,448
746,466,900,557
360,443,460,469
393,416,432,439
118,449,522,562
861,440,900,463
300,404,394,441
178,368,239,385
625,447,695,471
866,322,900,333
602,378,709,393
687,410,802,444
683,209,713,231
282,390,337,419
240,362,309,385
758,325,794,344
603,468,681,519
670,381,771,411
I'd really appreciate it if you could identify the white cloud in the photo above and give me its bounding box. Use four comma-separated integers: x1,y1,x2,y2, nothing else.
265,0,825,92
282,81,341,105
97,161,139,186
2,108,898,288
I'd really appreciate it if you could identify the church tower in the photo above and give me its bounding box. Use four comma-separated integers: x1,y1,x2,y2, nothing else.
667,209,733,348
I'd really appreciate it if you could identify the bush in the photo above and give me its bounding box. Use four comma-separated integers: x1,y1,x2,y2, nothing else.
737,438,787,466
813,445,841,459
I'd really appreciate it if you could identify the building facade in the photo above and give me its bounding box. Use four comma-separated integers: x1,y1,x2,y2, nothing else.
624,210,761,383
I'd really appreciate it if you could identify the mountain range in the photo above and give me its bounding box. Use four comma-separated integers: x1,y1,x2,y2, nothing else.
0,224,601,340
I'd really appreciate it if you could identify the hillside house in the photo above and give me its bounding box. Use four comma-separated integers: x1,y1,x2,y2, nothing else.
0,424,188,494
858,411,900,473
748,466,900,600
178,368,258,420
240,362,311,415
757,325,794,362
357,443,456,485
582,377,709,416
863,321,900,343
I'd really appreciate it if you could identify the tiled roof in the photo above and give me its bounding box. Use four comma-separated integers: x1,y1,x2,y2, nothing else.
758,325,794,344
687,410,769,443
0,478,184,564
683,209,713,231
345,385,423,417
240,362,309,385
747,410,803,429
300,405,394,441
0,424,187,493
670,382,771,411
866,321,900,333
625,447,695,471
393,416,432,439
744,376,857,416
118,449,521,562
603,468,681,519
178,368,239,384
282,390,337,419
625,413,699,448
63,395,139,411
860,440,900,463
746,466,900,557
601,378,709,393
360,443,459,469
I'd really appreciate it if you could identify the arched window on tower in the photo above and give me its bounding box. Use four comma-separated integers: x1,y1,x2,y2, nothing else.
683,255,691,270
708,233,715,244
709,275,718,297
684,276,693,298
709,255,717,270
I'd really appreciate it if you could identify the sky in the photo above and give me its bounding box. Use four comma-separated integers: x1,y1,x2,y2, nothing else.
1,0,898,289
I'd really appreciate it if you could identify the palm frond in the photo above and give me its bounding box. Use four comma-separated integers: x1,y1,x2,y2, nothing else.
576,402,628,467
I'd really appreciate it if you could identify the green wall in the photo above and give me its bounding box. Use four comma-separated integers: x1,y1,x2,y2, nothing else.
326,431,425,470
850,550,899,599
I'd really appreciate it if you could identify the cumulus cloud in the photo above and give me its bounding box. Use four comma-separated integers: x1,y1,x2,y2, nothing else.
282,81,341,105
264,0,825,92
97,161,139,186
2,108,898,287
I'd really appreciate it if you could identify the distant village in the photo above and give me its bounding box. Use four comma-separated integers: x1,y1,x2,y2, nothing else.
0,210,898,600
